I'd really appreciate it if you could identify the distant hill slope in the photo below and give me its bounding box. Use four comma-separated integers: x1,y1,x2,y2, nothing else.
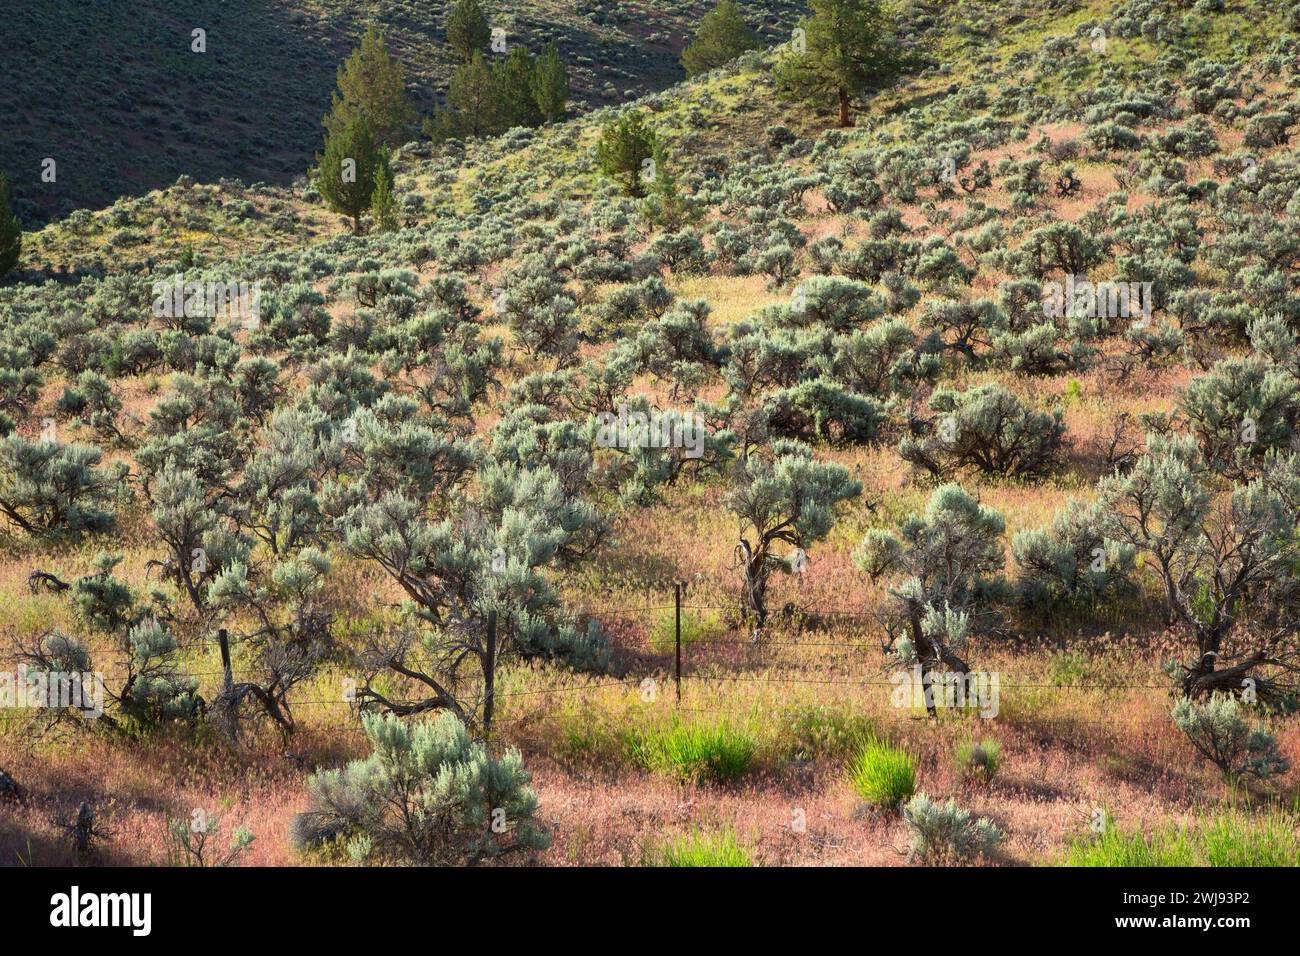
0,0,804,228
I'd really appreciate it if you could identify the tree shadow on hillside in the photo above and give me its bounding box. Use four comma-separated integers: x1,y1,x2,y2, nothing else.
0,0,350,226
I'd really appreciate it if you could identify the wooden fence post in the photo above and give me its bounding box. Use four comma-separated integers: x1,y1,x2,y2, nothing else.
217,628,233,694
484,610,497,735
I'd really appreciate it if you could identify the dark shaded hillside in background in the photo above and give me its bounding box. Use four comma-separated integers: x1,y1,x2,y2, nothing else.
0,0,804,227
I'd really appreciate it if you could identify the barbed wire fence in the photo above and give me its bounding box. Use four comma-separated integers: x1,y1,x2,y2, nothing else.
0,583,1179,730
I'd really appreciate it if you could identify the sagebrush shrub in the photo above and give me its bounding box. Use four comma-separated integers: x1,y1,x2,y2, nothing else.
901,383,1065,478
295,711,548,865
902,792,1003,862
1012,498,1136,611
1171,694,1290,786
0,435,119,538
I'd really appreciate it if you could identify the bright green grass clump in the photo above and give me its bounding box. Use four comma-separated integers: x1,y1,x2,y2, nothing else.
1064,811,1300,866
1198,812,1300,866
654,827,753,867
847,737,917,810
648,607,726,652
630,714,757,784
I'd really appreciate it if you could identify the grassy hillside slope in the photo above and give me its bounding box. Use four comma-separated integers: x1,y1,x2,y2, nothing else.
2,0,1300,867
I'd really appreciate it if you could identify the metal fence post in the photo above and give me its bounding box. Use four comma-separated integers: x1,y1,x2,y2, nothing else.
674,583,682,705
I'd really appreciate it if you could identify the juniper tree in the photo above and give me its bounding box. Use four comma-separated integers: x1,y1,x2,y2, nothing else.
681,0,762,77
568,358,636,418
369,147,399,233
317,114,382,234
725,439,861,636
0,174,20,279
855,484,1005,715
530,42,570,122
446,0,491,63
596,112,657,198
109,328,163,376
496,48,543,129
776,0,905,127
323,26,415,147
427,51,503,142
837,237,913,283
642,144,692,229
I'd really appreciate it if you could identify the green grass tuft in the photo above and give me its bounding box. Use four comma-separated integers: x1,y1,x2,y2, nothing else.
653,827,753,867
780,703,876,761
846,736,917,810
629,714,757,785
648,607,726,652
956,738,1002,784
1064,811,1300,866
